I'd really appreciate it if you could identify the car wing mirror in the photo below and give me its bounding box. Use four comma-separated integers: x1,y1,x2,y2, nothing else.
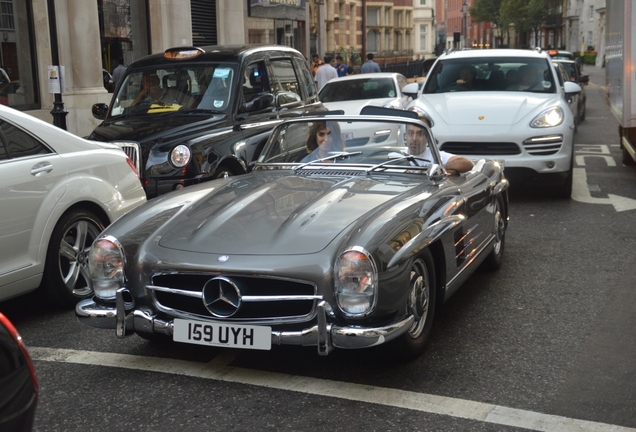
402,82,420,98
275,92,303,109
92,103,109,120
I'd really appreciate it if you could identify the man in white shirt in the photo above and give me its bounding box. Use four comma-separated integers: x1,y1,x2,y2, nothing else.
405,123,474,174
315,55,338,91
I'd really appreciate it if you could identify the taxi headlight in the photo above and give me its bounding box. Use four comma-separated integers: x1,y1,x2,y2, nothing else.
170,144,191,168
531,107,564,128
88,236,125,301
335,248,378,316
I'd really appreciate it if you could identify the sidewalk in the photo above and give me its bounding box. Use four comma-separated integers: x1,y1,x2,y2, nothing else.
581,63,606,88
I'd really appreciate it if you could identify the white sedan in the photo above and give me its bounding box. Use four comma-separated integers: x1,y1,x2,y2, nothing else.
404,48,582,198
318,72,413,114
0,104,146,307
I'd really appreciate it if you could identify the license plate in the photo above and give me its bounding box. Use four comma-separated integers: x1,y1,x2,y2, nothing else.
173,319,271,350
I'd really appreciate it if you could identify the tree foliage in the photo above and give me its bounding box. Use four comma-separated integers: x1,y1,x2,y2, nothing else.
471,0,564,47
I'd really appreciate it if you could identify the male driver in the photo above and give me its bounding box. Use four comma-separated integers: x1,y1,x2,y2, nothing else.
405,122,474,174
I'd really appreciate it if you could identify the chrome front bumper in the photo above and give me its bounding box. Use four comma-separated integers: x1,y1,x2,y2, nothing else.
76,288,414,356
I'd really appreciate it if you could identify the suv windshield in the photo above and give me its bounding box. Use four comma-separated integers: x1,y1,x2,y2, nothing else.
424,57,556,94
109,63,237,118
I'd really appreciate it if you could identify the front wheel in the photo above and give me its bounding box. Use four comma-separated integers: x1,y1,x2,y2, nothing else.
42,210,106,308
481,196,506,271
392,249,436,361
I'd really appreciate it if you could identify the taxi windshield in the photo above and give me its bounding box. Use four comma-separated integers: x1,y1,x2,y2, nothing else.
109,63,236,118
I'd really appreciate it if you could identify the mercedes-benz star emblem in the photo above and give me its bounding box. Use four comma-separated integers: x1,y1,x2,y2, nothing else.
202,277,241,317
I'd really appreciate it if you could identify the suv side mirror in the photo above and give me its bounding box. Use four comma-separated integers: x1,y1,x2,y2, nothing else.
242,93,274,113
92,103,109,120
402,82,420,98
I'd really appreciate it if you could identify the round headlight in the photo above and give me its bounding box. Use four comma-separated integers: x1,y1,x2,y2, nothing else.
170,144,191,168
335,248,378,316
531,107,564,128
88,236,125,301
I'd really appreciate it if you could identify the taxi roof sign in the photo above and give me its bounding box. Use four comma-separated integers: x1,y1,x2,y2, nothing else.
164,47,204,60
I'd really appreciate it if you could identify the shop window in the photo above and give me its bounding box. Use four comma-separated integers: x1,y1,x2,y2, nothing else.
0,1,38,110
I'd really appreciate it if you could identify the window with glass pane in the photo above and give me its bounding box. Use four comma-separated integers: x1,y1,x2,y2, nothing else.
1,1,39,111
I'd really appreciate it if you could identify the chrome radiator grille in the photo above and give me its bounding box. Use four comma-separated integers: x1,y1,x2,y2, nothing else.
116,142,141,174
149,273,318,323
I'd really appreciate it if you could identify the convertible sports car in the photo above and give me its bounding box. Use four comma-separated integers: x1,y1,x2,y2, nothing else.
76,113,509,359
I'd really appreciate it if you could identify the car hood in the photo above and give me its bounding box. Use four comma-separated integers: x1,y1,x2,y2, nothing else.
420,92,556,126
90,113,228,144
157,172,422,255
323,98,397,115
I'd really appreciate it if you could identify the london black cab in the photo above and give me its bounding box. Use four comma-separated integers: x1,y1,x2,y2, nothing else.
90,45,324,198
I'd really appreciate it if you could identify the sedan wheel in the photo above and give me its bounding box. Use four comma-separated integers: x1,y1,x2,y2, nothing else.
393,249,436,360
42,210,105,308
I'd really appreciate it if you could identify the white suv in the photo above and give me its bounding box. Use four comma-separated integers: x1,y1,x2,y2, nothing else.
404,48,582,197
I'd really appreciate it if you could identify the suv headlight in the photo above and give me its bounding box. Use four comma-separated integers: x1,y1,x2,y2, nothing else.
335,247,378,316
88,236,125,301
531,107,564,128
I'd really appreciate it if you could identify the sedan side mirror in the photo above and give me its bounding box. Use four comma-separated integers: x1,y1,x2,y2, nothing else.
92,103,109,120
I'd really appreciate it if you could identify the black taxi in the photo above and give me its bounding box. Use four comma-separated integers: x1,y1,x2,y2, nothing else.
90,45,324,198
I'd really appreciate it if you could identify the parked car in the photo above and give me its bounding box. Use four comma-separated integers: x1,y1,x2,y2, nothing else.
89,44,325,199
0,312,38,432
318,72,412,114
403,48,582,197
553,59,589,122
0,104,146,307
76,112,509,360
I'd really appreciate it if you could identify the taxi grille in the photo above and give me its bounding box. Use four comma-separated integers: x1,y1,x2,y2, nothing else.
117,142,141,174
149,273,317,323
440,142,521,155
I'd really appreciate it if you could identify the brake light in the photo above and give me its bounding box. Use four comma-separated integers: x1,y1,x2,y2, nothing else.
125,156,139,178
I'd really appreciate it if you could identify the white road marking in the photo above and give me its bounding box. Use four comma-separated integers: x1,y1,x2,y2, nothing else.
30,347,636,432
572,168,636,212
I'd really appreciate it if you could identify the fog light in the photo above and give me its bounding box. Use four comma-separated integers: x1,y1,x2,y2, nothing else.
546,161,555,169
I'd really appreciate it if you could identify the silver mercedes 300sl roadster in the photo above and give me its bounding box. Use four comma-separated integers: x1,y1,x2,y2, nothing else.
76,112,509,359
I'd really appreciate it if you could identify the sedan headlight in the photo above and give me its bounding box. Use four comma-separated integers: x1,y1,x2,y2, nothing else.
170,144,191,168
531,107,564,128
335,247,378,316
88,236,125,301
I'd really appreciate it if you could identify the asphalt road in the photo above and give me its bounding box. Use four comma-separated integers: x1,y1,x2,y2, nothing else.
2,65,636,432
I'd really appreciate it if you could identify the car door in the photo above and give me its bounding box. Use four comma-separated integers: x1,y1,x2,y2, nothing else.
0,119,65,296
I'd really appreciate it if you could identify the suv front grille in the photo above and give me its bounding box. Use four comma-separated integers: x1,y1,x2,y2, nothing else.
149,273,318,323
440,142,521,155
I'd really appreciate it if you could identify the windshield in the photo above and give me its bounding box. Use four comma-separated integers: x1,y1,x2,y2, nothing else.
424,57,556,94
257,118,442,170
109,63,237,118
319,77,398,102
